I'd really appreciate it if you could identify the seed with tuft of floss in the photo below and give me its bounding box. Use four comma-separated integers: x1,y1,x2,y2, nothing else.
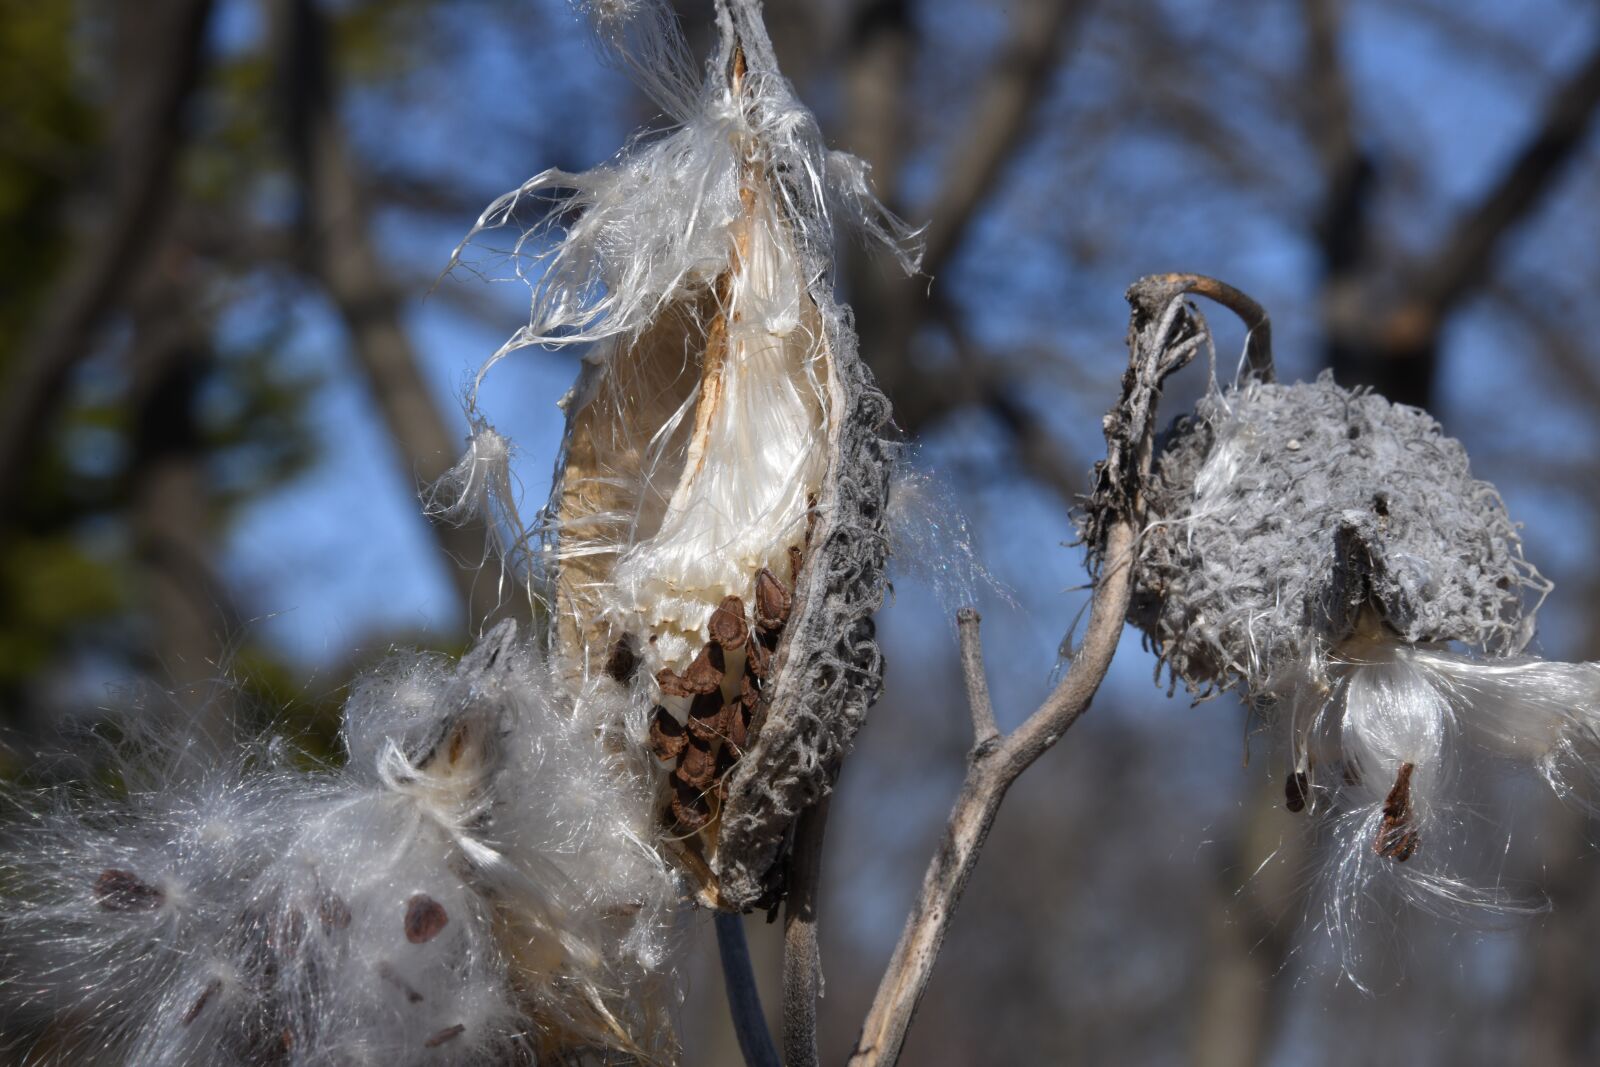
403,894,449,944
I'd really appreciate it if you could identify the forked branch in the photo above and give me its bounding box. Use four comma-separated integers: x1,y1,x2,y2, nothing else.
845,273,1274,1067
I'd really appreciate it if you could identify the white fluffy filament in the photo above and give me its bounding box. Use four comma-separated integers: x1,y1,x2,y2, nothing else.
605,178,831,669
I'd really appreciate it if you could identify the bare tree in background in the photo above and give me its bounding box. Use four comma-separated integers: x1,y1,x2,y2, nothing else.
5,0,1600,1063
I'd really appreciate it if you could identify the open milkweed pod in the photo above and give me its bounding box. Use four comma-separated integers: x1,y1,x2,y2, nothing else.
449,0,920,911
1128,369,1547,701
1087,280,1600,954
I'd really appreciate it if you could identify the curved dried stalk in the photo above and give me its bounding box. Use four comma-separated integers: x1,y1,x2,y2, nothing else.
843,274,1275,1066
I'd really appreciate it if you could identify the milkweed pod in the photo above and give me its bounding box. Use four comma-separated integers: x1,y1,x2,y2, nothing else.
1115,371,1548,700
452,0,919,910
557,9,909,911
1093,355,1592,969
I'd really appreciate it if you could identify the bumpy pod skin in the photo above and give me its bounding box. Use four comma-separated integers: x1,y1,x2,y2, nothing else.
1127,371,1546,698
711,304,894,909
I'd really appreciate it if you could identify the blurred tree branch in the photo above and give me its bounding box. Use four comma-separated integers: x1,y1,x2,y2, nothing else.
1489,279,1600,409
919,0,1088,282
0,0,214,515
278,0,524,627
842,0,1093,516
127,240,241,748
1327,32,1600,405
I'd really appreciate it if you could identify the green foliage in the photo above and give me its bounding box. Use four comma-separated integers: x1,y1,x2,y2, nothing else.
0,0,472,738
0,0,94,345
0,536,125,692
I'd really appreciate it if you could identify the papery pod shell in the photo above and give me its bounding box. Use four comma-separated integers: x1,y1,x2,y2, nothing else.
545,4,896,912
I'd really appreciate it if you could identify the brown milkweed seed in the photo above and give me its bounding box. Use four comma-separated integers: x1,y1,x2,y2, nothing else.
181,979,223,1026
677,736,717,791
376,961,425,1003
683,644,726,694
318,890,352,931
94,868,164,912
753,568,791,632
273,908,307,953
724,701,748,753
745,639,771,680
657,645,726,698
648,707,687,761
1285,771,1309,813
687,692,726,742
604,637,638,683
1374,762,1421,862
671,779,712,833
424,1024,467,1048
403,894,449,944
709,596,749,649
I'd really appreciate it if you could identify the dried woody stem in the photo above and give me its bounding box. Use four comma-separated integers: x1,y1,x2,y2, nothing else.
715,911,783,1067
957,607,1000,748
845,273,1269,1067
781,798,830,1067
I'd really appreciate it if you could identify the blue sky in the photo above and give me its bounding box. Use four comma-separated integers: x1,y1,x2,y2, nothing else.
214,0,1600,716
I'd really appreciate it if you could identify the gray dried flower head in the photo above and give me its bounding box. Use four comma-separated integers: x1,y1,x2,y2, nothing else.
1083,290,1600,974
437,0,920,911
1130,370,1547,699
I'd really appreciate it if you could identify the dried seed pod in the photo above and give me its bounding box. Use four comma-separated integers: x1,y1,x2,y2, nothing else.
1079,285,1600,970
447,0,918,910
1117,372,1547,699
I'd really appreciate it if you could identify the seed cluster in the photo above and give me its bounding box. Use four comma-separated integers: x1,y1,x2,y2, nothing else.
1121,373,1545,698
648,562,797,833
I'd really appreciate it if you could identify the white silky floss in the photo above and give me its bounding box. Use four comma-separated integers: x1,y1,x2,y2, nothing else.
605,184,832,670
442,0,917,680
1,623,678,1065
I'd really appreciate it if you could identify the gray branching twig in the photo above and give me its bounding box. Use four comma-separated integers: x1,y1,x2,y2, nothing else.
957,607,1000,748
846,273,1272,1067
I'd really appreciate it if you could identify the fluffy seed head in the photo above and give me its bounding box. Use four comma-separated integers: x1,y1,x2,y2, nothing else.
1,623,680,1064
